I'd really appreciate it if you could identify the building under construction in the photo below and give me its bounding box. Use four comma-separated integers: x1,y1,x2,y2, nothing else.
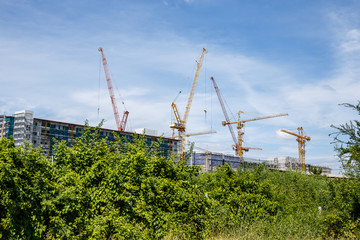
0,110,331,174
189,152,331,174
0,48,331,174
0,110,179,157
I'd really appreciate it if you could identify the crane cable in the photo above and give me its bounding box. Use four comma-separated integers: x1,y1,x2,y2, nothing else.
204,54,207,122
109,67,132,131
110,69,127,111
221,89,236,122
210,76,213,131
173,90,182,103
97,55,102,120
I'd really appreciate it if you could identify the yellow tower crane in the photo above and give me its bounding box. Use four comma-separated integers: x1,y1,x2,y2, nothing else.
210,77,288,158
223,111,288,159
280,127,311,171
170,48,208,157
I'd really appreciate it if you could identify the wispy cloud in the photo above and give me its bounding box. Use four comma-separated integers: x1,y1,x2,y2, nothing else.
1,1,360,174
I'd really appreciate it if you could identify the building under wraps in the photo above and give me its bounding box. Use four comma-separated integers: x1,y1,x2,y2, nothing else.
0,110,179,157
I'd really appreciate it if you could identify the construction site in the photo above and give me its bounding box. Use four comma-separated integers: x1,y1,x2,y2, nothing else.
0,47,332,174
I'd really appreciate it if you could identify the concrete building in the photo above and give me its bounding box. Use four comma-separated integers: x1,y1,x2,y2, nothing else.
189,152,270,172
1,110,179,157
268,156,301,171
0,110,332,174
190,152,331,174
267,156,331,174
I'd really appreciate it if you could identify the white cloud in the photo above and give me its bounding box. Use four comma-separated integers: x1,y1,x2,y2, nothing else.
341,29,360,52
2,1,360,175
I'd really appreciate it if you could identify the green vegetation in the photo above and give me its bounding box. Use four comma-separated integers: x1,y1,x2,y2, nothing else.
331,102,360,178
1,123,360,239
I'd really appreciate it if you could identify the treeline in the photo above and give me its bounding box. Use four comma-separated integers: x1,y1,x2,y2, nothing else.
0,126,360,239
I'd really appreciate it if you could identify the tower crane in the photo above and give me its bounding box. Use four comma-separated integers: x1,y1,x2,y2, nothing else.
211,77,238,152
280,127,310,171
223,111,288,159
98,47,129,132
170,48,208,157
211,77,275,157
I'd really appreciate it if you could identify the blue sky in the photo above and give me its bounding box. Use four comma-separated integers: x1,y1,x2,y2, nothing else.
1,0,360,173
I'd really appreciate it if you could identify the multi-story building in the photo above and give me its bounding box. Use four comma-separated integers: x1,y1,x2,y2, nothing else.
268,156,331,174
0,110,332,174
1,110,179,157
0,113,14,139
190,152,331,174
188,152,267,172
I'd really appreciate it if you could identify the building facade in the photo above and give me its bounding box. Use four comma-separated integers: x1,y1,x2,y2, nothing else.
1,110,179,157
268,156,331,174
190,152,331,174
188,152,267,172
0,111,332,174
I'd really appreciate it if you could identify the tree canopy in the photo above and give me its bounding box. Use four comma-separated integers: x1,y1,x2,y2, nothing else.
1,124,360,239
331,102,360,177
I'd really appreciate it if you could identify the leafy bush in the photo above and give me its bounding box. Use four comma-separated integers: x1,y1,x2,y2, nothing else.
0,138,56,239
1,124,360,239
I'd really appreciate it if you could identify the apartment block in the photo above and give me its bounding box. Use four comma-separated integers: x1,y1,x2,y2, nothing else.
1,110,179,157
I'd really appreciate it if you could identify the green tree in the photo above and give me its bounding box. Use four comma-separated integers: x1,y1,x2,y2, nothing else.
329,102,360,238
0,138,56,239
331,102,360,177
49,124,210,239
309,166,323,175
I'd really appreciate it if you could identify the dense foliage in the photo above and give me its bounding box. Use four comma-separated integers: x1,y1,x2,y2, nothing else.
331,102,360,178
1,124,360,239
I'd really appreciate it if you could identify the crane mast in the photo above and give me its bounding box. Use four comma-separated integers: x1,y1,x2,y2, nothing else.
98,47,129,132
182,48,208,125
170,48,208,157
210,77,238,152
280,127,310,171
